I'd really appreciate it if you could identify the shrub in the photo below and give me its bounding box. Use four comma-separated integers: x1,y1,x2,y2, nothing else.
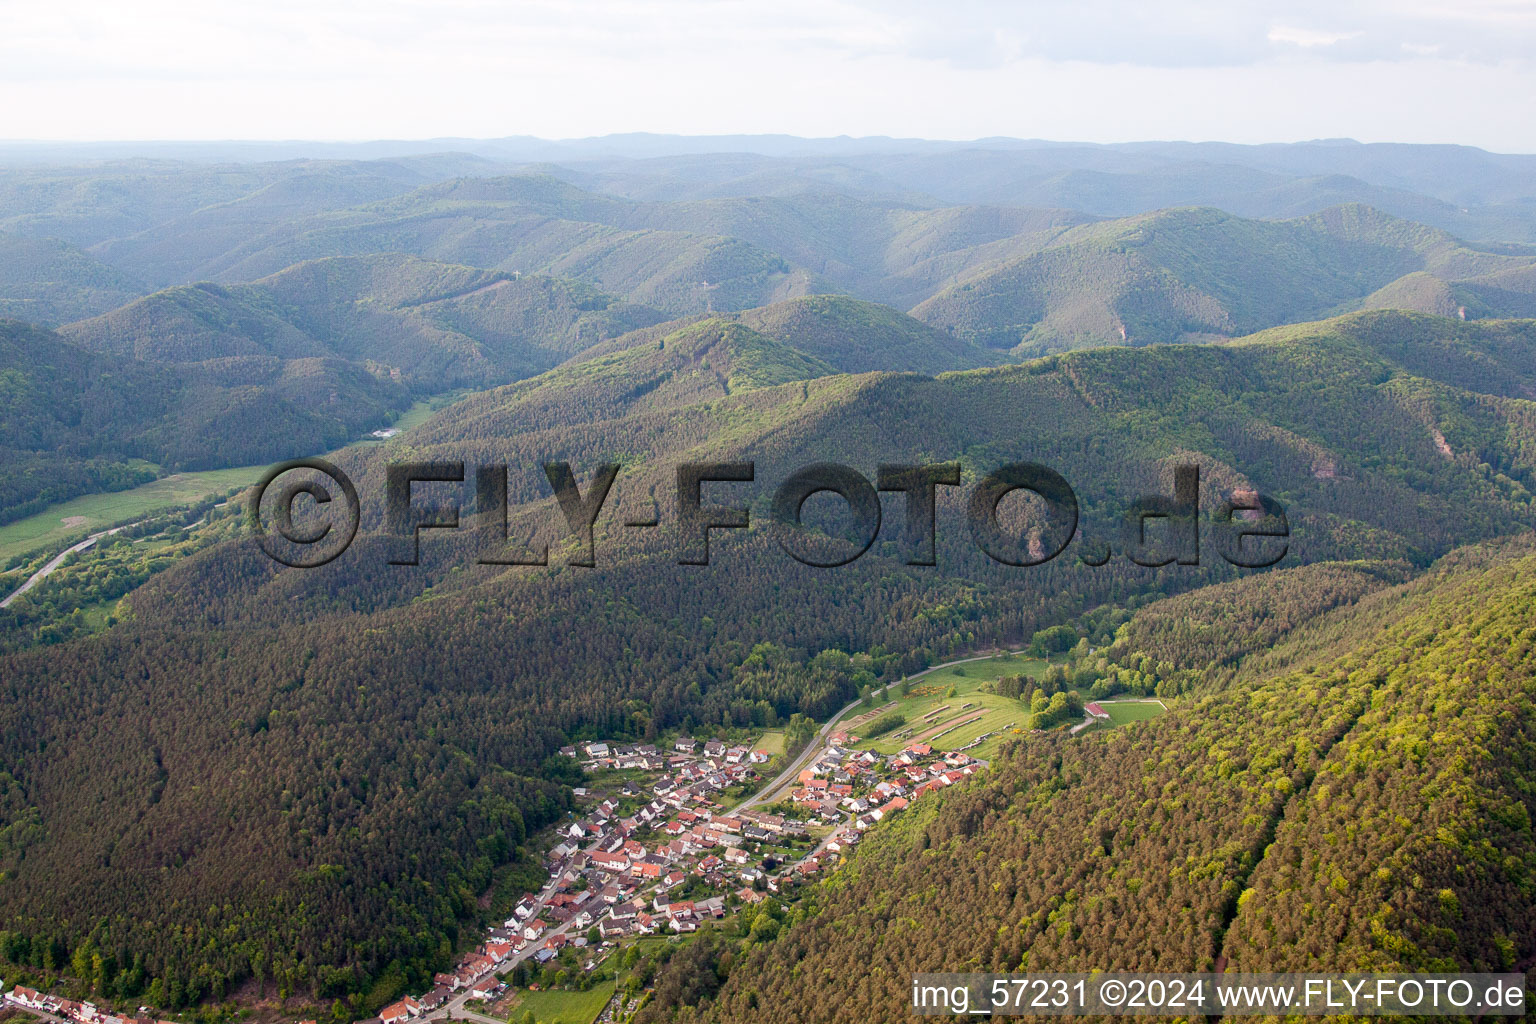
861,712,907,738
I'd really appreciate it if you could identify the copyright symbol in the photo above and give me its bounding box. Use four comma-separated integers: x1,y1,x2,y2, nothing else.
1100,980,1126,1007
247,458,360,568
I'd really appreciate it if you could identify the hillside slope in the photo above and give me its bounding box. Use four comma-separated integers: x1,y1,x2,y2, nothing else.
1,311,1533,1010
735,294,992,374
60,254,665,389
0,234,147,325
0,318,406,523
911,205,1536,354
146,176,828,315
647,538,1536,1021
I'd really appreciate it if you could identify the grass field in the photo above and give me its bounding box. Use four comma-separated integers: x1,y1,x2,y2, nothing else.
366,390,471,438
833,651,1048,760
0,465,266,562
504,980,614,1024
754,729,786,757
1101,700,1168,726
626,935,677,956
0,393,462,565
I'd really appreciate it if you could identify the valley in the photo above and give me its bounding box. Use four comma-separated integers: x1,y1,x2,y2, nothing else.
0,137,1533,1024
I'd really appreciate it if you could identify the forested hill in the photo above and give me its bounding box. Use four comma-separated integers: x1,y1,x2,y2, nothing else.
734,294,992,373
59,254,666,388
910,204,1536,354
1,307,1534,1010
0,255,667,522
415,295,989,444
7,155,1536,360
0,234,145,326
0,318,407,524
642,537,1536,1022
338,307,1536,547
3,147,1536,1017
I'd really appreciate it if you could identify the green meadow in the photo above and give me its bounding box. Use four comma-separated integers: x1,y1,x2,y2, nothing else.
0,465,265,563
503,979,615,1024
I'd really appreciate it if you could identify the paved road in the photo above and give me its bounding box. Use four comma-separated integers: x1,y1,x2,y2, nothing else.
438,1004,503,1024
740,647,1021,810
0,498,235,612
2,1000,73,1024
430,850,590,1024
0,525,132,609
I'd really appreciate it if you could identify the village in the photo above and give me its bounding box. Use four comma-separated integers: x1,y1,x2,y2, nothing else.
3,719,988,1024
363,726,985,1024
5,652,1160,1024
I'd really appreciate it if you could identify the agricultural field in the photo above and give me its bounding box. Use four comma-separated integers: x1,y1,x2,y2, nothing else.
0,465,262,563
834,651,1051,760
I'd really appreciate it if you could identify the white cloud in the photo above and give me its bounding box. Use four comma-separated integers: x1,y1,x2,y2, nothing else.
0,0,1532,149
1267,26,1362,48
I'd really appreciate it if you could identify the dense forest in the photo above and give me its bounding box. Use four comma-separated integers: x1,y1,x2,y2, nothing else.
0,318,406,523
3,305,1535,1008
8,146,1536,523
641,536,1536,1022
1,144,1535,1018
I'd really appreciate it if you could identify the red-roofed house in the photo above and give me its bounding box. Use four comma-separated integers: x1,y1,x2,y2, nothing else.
6,988,42,1009
589,851,631,873
379,997,421,1024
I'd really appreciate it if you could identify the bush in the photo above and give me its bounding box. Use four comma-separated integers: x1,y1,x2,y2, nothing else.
861,712,906,738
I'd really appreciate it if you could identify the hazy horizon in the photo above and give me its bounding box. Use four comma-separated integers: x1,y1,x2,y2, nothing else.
2,132,1534,163
6,1,1536,149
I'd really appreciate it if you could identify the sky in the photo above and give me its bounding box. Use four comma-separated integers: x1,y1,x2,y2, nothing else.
1,0,1534,149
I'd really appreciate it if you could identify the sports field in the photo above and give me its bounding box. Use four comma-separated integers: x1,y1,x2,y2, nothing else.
833,651,1051,760
1101,700,1167,726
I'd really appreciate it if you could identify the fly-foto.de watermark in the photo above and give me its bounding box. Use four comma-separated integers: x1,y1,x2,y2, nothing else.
910,973,1527,1016
247,459,1289,570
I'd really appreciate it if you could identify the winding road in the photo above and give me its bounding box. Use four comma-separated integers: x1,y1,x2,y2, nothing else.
0,525,131,610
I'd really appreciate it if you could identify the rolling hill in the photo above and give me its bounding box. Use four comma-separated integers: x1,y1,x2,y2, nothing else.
734,295,991,374
400,294,993,454
2,310,1533,1014
14,157,1536,361
195,184,1533,357
397,294,996,487
646,535,1536,1021
84,165,430,284
60,254,666,389
0,318,407,523
0,234,148,325
0,159,442,250
122,176,829,315
911,204,1536,353
5,140,1536,1024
